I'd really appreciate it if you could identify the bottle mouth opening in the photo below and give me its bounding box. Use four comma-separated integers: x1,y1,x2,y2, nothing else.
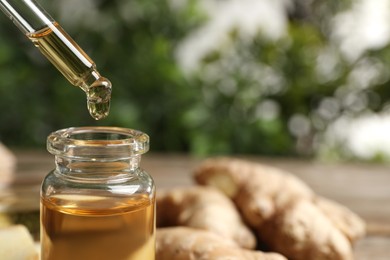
47,126,149,160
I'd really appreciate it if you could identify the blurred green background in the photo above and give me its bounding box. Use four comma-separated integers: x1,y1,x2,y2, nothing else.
1,0,390,160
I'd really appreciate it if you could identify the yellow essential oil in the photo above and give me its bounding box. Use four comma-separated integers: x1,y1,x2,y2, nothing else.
41,195,155,260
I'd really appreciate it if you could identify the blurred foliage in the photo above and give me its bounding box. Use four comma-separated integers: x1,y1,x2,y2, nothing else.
0,0,389,158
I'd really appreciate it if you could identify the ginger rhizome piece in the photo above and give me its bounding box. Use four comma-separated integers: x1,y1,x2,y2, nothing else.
260,200,353,260
313,196,366,243
194,157,366,260
156,227,287,260
0,225,38,260
156,186,256,249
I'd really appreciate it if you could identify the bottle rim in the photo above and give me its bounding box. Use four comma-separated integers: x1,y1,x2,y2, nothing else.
47,126,149,160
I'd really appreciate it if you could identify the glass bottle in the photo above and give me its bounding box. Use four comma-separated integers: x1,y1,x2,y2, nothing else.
41,126,156,260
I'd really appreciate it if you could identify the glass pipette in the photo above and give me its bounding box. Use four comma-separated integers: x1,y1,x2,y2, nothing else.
0,0,112,120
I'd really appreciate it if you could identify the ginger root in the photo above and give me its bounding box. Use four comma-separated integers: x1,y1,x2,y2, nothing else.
194,157,366,260
156,227,287,260
313,196,366,243
157,186,256,249
0,225,38,260
260,200,353,260
194,157,313,227
0,142,16,186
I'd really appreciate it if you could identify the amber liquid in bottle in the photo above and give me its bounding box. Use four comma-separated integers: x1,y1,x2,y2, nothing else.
41,194,155,260
27,22,111,120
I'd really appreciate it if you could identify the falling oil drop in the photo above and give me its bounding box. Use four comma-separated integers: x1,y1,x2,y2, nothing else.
86,77,112,120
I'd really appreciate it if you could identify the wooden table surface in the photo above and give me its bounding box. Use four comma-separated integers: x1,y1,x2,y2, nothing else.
1,149,390,259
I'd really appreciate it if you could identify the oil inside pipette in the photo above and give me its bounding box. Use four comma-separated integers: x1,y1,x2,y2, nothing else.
27,22,111,120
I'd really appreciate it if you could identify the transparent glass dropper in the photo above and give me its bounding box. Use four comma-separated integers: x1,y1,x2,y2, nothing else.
0,0,112,120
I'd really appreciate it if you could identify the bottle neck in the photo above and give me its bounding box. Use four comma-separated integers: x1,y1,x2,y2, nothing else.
47,127,150,182
54,155,141,182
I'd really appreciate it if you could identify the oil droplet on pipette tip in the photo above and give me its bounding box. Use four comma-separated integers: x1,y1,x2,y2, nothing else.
86,77,112,120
